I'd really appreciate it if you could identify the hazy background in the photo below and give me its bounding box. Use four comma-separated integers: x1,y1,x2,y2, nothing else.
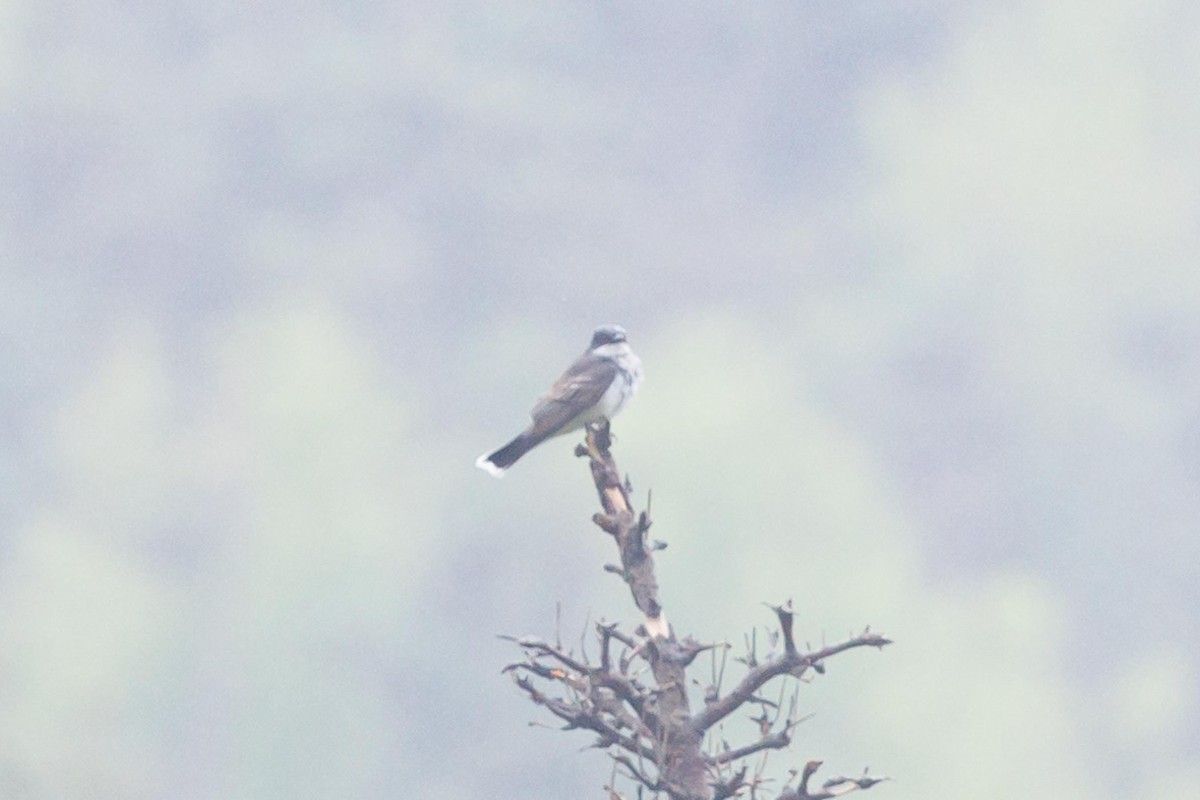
3,1,1198,798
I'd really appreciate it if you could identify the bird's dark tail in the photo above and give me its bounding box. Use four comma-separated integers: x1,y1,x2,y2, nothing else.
475,431,538,477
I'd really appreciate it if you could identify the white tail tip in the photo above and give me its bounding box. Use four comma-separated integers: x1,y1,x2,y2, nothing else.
475,453,507,478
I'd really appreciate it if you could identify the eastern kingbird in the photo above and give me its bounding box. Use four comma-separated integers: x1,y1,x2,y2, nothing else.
476,325,642,477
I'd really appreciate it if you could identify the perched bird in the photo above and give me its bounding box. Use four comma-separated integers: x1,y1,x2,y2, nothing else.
476,325,642,477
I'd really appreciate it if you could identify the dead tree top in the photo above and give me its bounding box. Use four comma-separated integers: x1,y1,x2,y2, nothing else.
503,422,891,800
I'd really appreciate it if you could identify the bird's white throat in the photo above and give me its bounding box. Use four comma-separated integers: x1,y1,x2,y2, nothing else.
590,341,633,360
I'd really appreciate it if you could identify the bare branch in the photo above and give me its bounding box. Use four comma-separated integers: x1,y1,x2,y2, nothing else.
804,630,892,668
820,770,889,796
511,674,657,761
711,727,793,765
599,621,618,673
501,634,590,673
584,423,668,638
710,765,748,800
768,601,797,655
694,630,890,733
774,761,889,800
612,753,664,792
505,633,652,717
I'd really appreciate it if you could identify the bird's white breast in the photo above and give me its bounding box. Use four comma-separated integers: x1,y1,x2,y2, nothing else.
590,343,642,421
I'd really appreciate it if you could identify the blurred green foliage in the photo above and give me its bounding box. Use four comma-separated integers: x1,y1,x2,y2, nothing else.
2,1,1198,799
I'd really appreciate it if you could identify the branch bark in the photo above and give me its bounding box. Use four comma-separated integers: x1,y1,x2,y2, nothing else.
692,629,892,733
581,423,668,638
503,422,892,800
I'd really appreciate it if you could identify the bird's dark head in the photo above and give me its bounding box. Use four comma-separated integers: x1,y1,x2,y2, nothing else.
590,325,628,349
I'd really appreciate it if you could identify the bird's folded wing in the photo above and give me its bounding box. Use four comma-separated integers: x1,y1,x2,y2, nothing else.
527,354,619,438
